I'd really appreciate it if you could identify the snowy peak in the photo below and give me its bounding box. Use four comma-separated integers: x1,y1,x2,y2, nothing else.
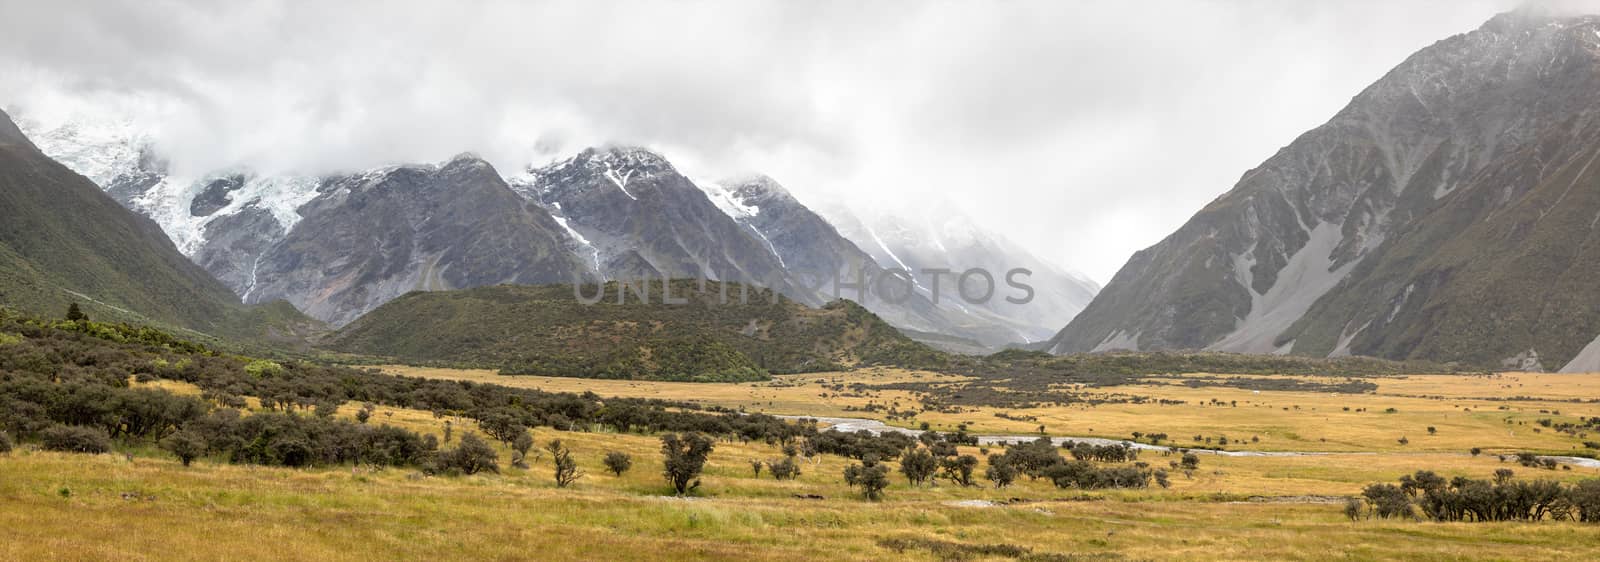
523,145,681,203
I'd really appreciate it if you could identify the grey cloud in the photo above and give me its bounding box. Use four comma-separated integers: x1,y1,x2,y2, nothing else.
1,0,1568,282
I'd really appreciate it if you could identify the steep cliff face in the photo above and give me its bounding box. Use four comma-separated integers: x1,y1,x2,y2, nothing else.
1051,9,1600,369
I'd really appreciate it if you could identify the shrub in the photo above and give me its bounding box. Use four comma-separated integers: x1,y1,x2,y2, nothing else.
40,425,112,454
661,432,715,495
161,429,207,466
941,455,979,487
0,431,12,454
478,409,527,444
1344,498,1364,521
603,451,632,476
547,439,581,487
768,456,802,480
511,431,534,469
1361,483,1412,519
985,455,1018,488
431,434,499,475
844,456,891,501
899,448,938,486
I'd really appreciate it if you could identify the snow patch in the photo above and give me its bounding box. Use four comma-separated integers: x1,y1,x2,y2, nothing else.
604,167,637,200
1329,321,1370,358
696,180,762,220
1560,333,1600,373
547,202,605,280
1208,223,1362,354
1091,330,1140,352
18,116,146,187
131,174,321,256
747,225,786,268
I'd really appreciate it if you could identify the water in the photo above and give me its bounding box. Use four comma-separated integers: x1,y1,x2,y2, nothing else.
779,415,1600,465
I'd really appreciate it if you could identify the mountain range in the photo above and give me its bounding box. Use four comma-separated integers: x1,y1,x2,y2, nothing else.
12,113,1098,351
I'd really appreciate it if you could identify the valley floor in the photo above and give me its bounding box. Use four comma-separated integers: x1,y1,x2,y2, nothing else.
5,370,1600,560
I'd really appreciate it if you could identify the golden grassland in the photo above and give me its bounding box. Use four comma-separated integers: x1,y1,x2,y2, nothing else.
383,366,1600,454
3,371,1600,560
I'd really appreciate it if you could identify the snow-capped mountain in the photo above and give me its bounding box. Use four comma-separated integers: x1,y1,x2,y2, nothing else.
695,175,1042,351
820,201,1101,345
15,111,1098,349
16,115,593,326
1049,8,1600,370
508,147,805,297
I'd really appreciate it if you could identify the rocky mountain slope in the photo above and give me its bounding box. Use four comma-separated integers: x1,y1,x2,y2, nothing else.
507,148,804,299
244,155,592,326
0,108,311,341
1049,8,1600,370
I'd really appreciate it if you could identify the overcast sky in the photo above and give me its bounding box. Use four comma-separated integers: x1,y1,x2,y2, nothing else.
2,0,1568,283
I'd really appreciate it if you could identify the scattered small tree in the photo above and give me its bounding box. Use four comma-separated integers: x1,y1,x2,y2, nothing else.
985,455,1018,488
941,455,979,487
478,410,526,444
431,434,498,475
1470,447,1482,457
899,448,938,486
1494,468,1515,484
0,431,13,455
844,456,891,501
603,451,633,476
66,302,87,323
356,404,376,424
511,431,535,469
1179,452,1200,471
768,456,802,480
750,459,765,477
1343,497,1365,521
547,439,581,487
161,429,207,466
1361,483,1412,519
661,432,715,495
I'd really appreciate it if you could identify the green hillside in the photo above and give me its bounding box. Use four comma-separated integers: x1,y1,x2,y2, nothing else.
324,280,944,381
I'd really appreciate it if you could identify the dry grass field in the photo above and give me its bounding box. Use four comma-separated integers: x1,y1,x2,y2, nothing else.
384,366,1600,454
4,369,1599,560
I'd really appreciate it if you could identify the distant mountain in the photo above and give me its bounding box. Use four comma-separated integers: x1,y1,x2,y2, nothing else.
698,175,1037,351
0,108,311,341
1050,9,1600,371
325,280,943,380
822,202,1100,345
